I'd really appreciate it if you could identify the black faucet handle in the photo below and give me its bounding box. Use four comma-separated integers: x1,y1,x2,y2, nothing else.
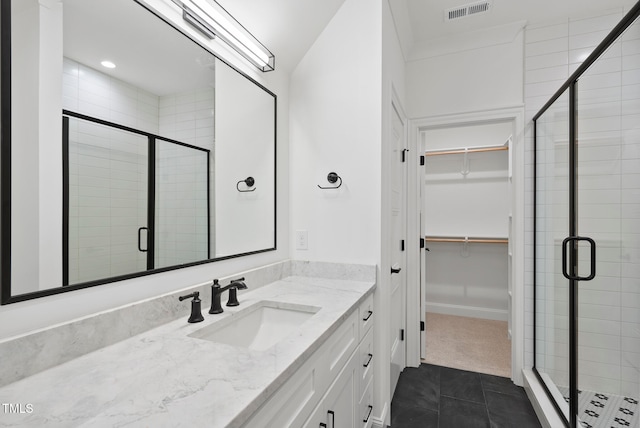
178,292,204,323
179,291,200,301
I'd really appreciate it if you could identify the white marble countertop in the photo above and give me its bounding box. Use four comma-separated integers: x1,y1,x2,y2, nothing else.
0,275,375,427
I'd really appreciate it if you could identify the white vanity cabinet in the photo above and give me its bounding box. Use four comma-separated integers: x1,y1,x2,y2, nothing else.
242,292,375,428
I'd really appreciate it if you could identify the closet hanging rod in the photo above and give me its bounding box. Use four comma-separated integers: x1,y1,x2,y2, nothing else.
425,236,509,244
425,145,508,157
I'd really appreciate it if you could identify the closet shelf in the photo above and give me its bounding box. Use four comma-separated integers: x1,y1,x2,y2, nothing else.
425,236,509,244
424,143,508,157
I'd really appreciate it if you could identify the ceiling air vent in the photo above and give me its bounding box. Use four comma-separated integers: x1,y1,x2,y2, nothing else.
445,1,491,21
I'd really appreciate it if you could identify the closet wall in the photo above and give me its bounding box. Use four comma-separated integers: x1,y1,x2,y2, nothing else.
423,121,512,323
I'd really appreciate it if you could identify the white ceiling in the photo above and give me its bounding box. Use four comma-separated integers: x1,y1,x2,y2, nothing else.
404,0,632,41
64,0,218,96
214,0,636,70
63,0,636,89
63,0,346,92
390,0,635,58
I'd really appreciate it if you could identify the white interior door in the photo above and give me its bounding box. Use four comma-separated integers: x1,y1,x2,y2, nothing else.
389,102,407,397
418,130,428,360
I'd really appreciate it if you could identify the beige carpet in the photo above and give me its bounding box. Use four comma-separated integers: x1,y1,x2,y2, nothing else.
423,312,511,378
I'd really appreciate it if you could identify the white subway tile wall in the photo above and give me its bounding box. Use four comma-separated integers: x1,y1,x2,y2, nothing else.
157,89,214,267
526,7,640,402
63,58,160,134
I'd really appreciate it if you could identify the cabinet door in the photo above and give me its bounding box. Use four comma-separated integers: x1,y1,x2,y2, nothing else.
326,360,357,428
303,352,358,428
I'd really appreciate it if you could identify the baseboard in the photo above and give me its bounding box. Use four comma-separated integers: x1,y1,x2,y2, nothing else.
522,369,565,428
372,401,388,428
426,303,508,321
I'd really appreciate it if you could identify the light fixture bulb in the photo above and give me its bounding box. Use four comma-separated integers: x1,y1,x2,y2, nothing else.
101,60,116,69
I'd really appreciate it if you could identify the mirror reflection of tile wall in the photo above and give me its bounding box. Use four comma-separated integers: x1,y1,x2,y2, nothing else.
63,57,215,283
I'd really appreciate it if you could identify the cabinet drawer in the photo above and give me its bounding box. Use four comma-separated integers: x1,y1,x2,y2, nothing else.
359,293,374,340
359,377,374,428
358,328,374,401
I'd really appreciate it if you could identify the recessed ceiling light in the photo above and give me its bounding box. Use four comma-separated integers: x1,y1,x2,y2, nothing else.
101,60,116,69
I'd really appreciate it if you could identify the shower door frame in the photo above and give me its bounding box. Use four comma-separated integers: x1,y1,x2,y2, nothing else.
532,3,640,427
62,110,211,287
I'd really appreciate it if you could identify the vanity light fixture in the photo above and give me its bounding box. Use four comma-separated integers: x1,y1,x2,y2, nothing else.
174,0,275,72
100,60,116,69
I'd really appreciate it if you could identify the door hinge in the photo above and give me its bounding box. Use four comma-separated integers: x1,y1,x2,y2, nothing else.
420,321,425,331
420,155,425,166
400,329,405,341
401,148,409,162
401,239,405,251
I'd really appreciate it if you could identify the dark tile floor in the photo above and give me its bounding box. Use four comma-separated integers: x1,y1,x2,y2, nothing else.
390,364,542,428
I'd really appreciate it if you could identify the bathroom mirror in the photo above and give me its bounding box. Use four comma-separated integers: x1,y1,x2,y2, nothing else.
1,0,276,303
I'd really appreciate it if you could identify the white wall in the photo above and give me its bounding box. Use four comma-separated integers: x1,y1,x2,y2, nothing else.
290,0,407,424
11,0,63,293
289,0,382,265
406,24,524,119
215,62,276,257
0,0,290,340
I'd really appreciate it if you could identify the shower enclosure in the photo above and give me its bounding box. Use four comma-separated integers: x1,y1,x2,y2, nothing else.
64,112,210,286
533,3,640,427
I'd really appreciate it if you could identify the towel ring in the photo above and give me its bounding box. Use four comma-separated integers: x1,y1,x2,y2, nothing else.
236,176,256,192
318,172,342,189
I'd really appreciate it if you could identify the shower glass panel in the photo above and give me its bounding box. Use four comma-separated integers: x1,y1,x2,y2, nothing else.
66,116,148,284
534,5,640,427
535,89,571,423
574,16,640,428
154,140,210,269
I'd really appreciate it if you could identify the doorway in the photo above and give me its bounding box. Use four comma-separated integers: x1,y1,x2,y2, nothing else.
421,121,512,378
407,108,525,385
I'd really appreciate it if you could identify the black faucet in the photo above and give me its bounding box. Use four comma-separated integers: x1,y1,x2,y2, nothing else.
178,291,205,323
209,277,248,314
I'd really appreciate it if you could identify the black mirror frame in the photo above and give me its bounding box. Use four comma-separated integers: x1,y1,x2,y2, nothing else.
0,0,277,304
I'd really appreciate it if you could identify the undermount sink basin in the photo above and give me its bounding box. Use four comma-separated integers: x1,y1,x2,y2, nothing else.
188,301,320,351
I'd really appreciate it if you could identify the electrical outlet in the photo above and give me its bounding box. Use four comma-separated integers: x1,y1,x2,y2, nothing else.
296,230,308,250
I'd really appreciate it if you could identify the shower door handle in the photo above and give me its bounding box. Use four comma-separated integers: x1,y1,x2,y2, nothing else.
138,227,149,252
561,236,596,281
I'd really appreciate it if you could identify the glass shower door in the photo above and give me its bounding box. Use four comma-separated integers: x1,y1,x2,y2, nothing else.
154,139,210,269
573,16,640,428
535,89,572,424
65,116,149,285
